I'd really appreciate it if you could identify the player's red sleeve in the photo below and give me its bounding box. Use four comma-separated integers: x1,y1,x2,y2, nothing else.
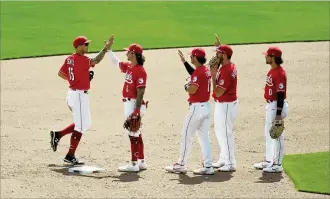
189,70,200,88
136,70,147,88
275,73,287,92
119,62,129,73
216,69,230,90
59,59,68,76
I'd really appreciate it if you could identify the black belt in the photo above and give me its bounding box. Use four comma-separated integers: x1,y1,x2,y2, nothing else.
71,89,88,94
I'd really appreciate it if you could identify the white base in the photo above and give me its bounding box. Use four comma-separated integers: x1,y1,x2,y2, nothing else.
68,166,105,174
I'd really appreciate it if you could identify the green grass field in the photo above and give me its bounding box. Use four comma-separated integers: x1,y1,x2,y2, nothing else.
0,1,329,59
283,151,330,195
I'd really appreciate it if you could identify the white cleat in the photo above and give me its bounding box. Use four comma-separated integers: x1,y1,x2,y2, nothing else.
118,161,140,172
165,163,187,174
218,164,236,172
212,160,225,168
263,164,283,173
138,159,147,170
193,167,214,175
253,161,272,170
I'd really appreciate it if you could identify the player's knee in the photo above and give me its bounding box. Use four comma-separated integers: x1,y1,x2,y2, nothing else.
129,136,139,144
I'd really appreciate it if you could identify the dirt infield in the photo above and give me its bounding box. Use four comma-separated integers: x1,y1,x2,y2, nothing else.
1,41,329,198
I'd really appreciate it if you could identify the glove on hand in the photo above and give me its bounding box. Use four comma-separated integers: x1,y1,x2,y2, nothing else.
123,108,142,132
208,56,220,69
270,119,285,139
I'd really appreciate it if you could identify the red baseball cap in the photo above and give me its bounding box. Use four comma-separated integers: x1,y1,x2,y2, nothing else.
216,45,233,57
124,44,143,54
189,48,206,58
73,36,91,48
263,47,282,57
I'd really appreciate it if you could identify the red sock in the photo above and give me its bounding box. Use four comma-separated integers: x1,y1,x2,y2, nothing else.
138,134,144,159
58,123,75,138
130,136,139,161
67,131,82,156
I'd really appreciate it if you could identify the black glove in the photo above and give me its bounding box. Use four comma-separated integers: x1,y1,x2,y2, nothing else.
89,71,94,81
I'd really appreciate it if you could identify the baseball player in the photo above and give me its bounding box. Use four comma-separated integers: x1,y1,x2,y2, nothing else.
107,40,148,172
209,36,238,172
254,47,288,173
49,35,114,165
165,48,214,175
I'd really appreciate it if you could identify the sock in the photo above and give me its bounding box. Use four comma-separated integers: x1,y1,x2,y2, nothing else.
67,130,82,157
58,123,75,139
130,136,139,161
138,134,144,159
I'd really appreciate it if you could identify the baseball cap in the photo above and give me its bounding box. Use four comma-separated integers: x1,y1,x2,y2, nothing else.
189,48,206,58
73,36,91,48
216,45,233,57
263,47,282,57
124,44,143,54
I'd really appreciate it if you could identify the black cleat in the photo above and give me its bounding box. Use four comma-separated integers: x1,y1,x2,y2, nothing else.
63,154,85,165
50,131,60,152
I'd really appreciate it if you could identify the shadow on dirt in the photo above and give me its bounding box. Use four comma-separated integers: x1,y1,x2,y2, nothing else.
169,171,234,185
254,172,283,183
48,164,144,182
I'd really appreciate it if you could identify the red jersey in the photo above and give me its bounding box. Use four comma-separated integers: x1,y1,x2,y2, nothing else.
188,65,211,103
59,53,95,90
264,66,287,101
213,63,237,102
120,62,147,99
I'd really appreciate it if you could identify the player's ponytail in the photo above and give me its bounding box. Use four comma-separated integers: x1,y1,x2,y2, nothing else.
196,57,206,65
274,57,283,65
136,53,145,65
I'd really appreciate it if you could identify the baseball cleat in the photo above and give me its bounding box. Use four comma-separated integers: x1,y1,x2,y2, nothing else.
118,161,140,172
165,163,187,174
263,164,283,173
253,161,272,170
193,167,214,175
218,164,236,172
63,155,85,165
50,131,60,152
138,159,147,170
212,160,225,168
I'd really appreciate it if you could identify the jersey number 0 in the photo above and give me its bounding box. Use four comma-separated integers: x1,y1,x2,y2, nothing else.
69,67,75,81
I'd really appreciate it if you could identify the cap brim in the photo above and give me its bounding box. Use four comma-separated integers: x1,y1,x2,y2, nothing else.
123,48,130,51
84,40,92,44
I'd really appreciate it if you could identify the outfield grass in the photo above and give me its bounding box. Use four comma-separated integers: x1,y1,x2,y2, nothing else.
283,151,330,195
1,1,329,59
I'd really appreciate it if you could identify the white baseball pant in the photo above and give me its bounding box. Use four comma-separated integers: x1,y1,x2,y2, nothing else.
66,89,91,133
123,98,147,137
265,101,288,165
177,102,213,168
214,100,239,167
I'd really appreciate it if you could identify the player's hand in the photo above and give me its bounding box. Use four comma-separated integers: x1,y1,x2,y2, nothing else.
214,34,221,47
178,50,186,63
104,34,115,50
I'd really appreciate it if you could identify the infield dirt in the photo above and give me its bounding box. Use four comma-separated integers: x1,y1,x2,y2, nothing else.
1,41,329,198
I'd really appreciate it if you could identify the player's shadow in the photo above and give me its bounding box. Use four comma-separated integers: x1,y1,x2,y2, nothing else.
109,172,143,182
169,171,234,185
254,171,283,183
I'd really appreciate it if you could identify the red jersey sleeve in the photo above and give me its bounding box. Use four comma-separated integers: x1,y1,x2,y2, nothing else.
216,68,230,90
275,72,287,92
190,70,201,88
135,70,147,88
59,59,68,77
119,62,130,73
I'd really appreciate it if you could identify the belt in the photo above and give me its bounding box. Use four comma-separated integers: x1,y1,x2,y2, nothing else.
189,101,208,106
122,98,149,107
71,89,88,94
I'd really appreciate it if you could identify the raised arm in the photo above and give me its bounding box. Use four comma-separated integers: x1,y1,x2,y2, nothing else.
90,34,115,66
178,50,195,75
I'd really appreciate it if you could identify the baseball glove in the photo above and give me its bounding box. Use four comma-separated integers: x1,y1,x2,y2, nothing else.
269,119,285,139
123,114,142,132
89,71,94,81
208,56,220,69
